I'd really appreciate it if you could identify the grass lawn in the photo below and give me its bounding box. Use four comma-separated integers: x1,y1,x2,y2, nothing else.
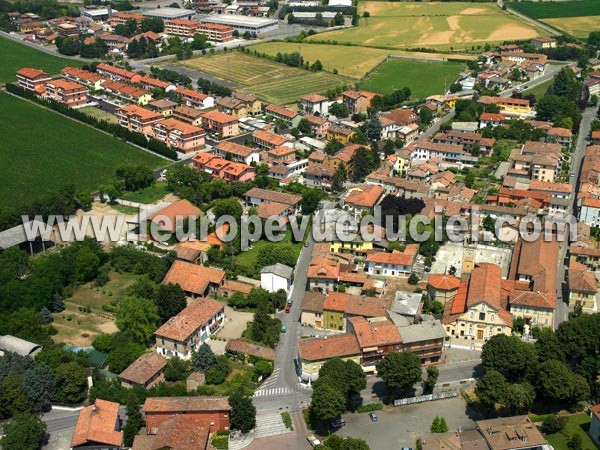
80,105,118,124
359,57,465,99
250,42,390,79
234,229,303,275
523,79,553,99
119,182,171,204
52,302,117,347
0,92,164,208
540,413,595,450
0,35,84,83
176,52,350,104
308,2,547,51
68,270,141,312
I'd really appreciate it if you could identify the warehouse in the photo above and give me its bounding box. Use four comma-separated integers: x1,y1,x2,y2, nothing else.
142,7,196,21
199,14,278,35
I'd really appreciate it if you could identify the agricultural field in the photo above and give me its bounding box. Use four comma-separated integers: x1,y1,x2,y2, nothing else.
359,57,465,98
52,303,117,347
509,0,600,38
307,2,547,50
176,52,349,104
250,42,390,79
0,92,164,208
0,36,84,83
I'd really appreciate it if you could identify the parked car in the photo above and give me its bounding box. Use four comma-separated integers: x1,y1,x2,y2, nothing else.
285,304,291,313
304,241,309,247
281,325,287,333
307,435,321,447
331,418,346,428
369,412,378,422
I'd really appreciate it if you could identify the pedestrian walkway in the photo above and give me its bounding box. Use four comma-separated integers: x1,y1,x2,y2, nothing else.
253,413,291,440
228,433,254,450
253,387,293,397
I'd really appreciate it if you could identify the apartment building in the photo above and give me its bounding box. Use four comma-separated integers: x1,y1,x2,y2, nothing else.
101,80,153,105
342,90,374,115
43,78,88,107
115,105,163,135
215,141,260,165
567,260,598,313
300,93,329,115
16,67,51,92
191,153,255,182
165,19,202,37
265,145,295,166
173,105,204,126
508,141,562,182
304,114,330,138
326,125,355,144
96,63,140,83
201,110,239,137
348,316,402,370
298,333,362,382
109,12,145,26
216,92,262,118
253,129,293,150
364,246,418,276
152,118,206,153
265,104,301,128
143,397,230,432
175,87,215,109
61,66,104,90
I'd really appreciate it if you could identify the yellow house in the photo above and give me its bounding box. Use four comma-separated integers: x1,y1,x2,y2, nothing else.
329,238,373,257
136,93,153,106
327,125,355,144
479,96,532,115
567,261,598,313
297,333,361,382
442,263,513,339
323,292,347,331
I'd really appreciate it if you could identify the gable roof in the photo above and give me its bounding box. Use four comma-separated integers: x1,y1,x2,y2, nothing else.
261,262,293,279
245,187,301,206
132,415,209,450
298,333,361,361
345,184,384,208
161,260,225,296
154,297,224,342
119,352,167,386
143,396,230,413
348,316,402,348
71,400,123,448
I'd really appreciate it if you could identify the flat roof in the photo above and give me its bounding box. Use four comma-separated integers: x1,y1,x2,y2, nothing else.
200,14,278,26
143,7,196,18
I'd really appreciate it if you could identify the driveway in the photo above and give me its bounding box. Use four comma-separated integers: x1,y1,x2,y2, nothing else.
339,397,477,450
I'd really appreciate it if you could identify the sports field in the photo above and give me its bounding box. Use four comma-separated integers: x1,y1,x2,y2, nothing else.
359,58,465,98
176,52,349,104
0,36,84,83
307,2,547,50
0,92,164,208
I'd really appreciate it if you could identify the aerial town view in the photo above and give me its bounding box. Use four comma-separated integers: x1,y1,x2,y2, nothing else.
1,0,600,449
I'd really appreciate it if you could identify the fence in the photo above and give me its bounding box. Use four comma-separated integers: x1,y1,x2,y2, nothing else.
393,390,458,407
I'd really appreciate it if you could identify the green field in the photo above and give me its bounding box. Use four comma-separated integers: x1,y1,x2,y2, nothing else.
0,92,164,208
523,78,553,99
541,413,595,450
250,42,391,79
542,16,600,38
176,52,349,104
509,0,600,19
307,2,546,50
359,58,465,98
0,36,84,83
119,182,171,204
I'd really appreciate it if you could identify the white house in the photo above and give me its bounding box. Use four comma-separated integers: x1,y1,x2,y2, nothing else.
261,263,293,294
364,246,419,276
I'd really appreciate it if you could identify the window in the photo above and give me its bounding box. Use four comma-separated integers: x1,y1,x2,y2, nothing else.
479,312,485,321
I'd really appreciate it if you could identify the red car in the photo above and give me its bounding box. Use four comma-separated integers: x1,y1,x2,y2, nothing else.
285,304,291,313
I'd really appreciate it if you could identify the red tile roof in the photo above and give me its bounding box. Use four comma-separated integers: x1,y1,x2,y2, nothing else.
143,396,230,413
132,415,209,450
428,274,461,291
345,184,384,208
71,400,123,448
154,296,224,342
17,67,50,79
149,199,202,232
119,352,167,386
161,260,224,299
298,333,361,361
348,316,402,348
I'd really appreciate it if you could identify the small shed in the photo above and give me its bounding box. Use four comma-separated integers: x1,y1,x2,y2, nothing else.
186,371,206,392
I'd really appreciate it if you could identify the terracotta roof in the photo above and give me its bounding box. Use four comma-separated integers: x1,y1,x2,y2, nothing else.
307,257,339,279
216,141,256,158
304,114,328,126
568,267,597,293
509,239,558,303
323,291,349,312
253,129,289,146
345,184,384,208
155,118,205,137
225,339,275,360
132,415,209,450
47,78,86,91
117,104,163,122
17,67,50,79
476,416,547,450
301,292,325,312
119,352,167,386
256,201,290,219
344,296,390,317
71,400,123,448
149,199,202,232
221,280,253,295
366,249,415,267
143,396,230,413
467,263,503,309
245,187,301,206
176,86,209,101
301,93,328,103
428,274,461,291
328,125,354,136
265,104,298,119
385,108,418,125
174,104,204,118
548,127,572,138
298,333,360,361
348,316,401,348
160,261,224,299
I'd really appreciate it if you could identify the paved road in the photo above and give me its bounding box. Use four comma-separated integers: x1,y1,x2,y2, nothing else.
499,63,567,98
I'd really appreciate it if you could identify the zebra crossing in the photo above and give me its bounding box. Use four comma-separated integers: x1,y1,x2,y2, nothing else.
253,386,293,397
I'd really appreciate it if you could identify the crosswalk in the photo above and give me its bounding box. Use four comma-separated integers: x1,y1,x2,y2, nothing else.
253,387,292,397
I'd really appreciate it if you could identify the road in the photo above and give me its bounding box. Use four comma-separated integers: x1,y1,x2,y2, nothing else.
499,62,567,98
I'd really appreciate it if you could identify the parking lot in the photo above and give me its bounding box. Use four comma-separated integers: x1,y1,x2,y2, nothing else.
339,397,476,449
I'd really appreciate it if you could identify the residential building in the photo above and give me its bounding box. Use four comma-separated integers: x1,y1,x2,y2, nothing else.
115,105,163,135
348,316,402,370
138,75,174,92
480,112,506,128
216,92,261,117
164,19,201,37
57,22,79,36
148,199,202,233
343,184,384,215
307,257,340,293
147,99,177,117
192,153,256,182
433,130,495,154
265,145,296,166
215,141,260,164
303,165,335,192
304,114,331,138
152,118,206,153
478,96,531,116
297,333,361,382
326,125,355,144
161,260,225,298
44,79,88,107
201,110,239,137
16,67,51,92
244,187,301,212
101,80,152,105
568,260,598,313
61,66,105,90
475,416,547,450
253,129,292,149
142,396,230,432
71,400,123,450
342,90,374,115
508,141,562,183
364,245,419,276
225,339,275,361
155,298,225,359
300,93,329,115
96,63,140,83
119,352,167,390
260,263,293,294
265,104,301,128
547,127,573,146
109,12,145,27
175,87,215,109
410,141,474,167
300,292,326,328
531,36,557,50
132,415,209,450
173,105,204,126
396,320,446,364
384,108,419,127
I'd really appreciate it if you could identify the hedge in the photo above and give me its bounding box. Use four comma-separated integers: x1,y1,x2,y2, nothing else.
6,83,178,160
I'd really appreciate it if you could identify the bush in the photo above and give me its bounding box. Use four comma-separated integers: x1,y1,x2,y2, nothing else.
408,273,420,285
281,411,293,430
356,402,383,413
212,434,229,449
541,415,566,434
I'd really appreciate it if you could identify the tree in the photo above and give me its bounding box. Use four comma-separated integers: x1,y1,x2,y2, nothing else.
318,358,366,397
22,363,56,413
408,273,419,285
419,107,433,125
205,355,231,385
534,328,563,363
0,413,47,450
481,334,536,381
424,366,439,394
54,362,87,404
255,244,297,268
191,343,217,372
164,356,189,382
334,11,344,26
366,114,382,142
332,164,348,193
311,382,346,422
107,341,145,374
536,359,574,402
475,370,507,412
329,102,349,118
123,394,143,447
116,165,155,191
253,360,273,381
350,146,379,182
212,198,243,222
430,416,448,433
0,375,34,419
570,373,590,403
297,118,312,135
568,434,582,450
542,415,566,434
141,17,164,33
153,283,187,323
301,189,327,214
40,307,53,324
116,296,159,345
229,391,256,431
504,382,535,414
251,301,271,342
377,352,421,395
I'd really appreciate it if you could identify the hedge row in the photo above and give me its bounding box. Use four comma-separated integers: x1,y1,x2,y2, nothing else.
6,84,178,160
